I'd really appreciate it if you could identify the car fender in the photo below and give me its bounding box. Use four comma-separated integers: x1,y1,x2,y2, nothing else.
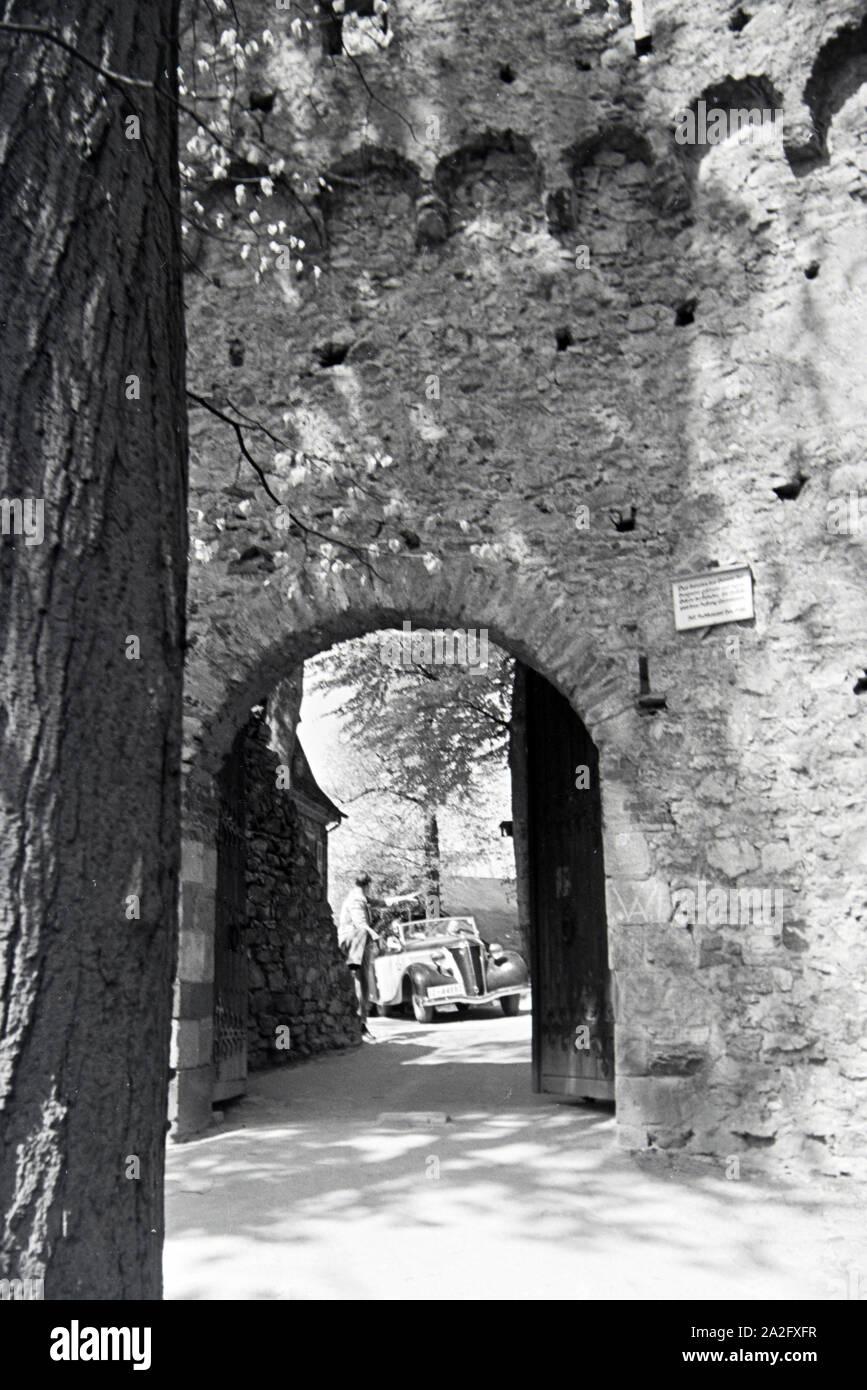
404,962,451,996
485,949,528,991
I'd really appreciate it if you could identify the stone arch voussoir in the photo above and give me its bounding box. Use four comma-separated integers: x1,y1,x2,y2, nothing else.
185,557,627,787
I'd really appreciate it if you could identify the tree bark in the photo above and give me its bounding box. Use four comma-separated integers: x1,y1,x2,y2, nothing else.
509,664,532,972
0,0,186,1299
423,808,441,916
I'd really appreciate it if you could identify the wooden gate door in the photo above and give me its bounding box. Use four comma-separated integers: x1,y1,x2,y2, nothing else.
525,665,614,1100
213,729,248,1101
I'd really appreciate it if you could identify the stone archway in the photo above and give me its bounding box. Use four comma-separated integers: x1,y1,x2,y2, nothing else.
173,0,867,1180
173,560,665,1145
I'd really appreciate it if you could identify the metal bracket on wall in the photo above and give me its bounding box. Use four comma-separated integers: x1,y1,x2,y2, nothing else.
637,654,667,713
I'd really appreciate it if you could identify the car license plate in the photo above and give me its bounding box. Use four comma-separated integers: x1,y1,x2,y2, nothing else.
427,984,462,1000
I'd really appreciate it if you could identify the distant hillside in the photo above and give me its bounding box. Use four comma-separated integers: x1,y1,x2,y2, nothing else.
440,875,521,953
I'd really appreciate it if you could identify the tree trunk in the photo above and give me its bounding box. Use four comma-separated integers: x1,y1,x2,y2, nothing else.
422,808,441,916
0,0,186,1299
509,664,532,972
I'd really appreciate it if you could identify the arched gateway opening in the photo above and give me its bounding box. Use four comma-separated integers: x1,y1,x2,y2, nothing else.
172,589,628,1138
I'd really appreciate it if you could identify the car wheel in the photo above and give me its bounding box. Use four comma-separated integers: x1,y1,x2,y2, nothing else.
411,991,435,1024
500,995,521,1017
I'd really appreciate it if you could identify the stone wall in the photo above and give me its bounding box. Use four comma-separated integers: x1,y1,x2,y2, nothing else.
177,0,867,1172
242,712,360,1068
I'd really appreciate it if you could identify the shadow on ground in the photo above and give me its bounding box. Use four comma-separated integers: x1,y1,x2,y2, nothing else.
164,1008,864,1300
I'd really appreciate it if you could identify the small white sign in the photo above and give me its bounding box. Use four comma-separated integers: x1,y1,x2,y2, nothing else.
672,564,754,631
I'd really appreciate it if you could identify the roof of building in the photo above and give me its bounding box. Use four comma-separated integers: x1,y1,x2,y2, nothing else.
290,737,344,825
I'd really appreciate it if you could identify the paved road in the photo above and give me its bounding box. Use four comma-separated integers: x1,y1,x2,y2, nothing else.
164,1001,865,1300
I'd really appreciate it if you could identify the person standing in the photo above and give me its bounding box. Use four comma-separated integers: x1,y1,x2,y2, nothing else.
338,872,382,1041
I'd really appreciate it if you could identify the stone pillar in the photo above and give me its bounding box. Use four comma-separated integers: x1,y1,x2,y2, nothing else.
602,756,711,1153
169,837,217,1138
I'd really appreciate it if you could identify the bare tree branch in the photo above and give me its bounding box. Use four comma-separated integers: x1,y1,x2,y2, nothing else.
343,786,427,807
0,22,153,87
185,390,385,578
340,44,416,141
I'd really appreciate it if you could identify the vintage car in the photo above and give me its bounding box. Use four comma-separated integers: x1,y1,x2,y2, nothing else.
373,915,528,1023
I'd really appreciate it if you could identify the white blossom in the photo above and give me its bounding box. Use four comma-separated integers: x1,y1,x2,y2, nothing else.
192,537,215,563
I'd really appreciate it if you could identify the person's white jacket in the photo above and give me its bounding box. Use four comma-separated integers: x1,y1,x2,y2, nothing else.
338,886,374,966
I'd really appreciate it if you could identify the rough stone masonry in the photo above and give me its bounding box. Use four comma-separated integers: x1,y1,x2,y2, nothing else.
176,0,867,1172
243,708,360,1070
